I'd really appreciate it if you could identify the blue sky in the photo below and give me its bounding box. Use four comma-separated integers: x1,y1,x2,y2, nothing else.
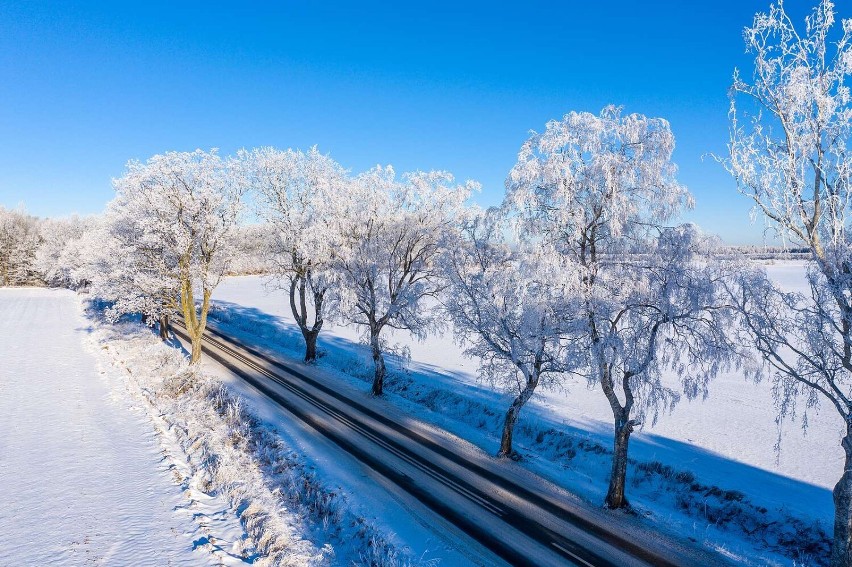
0,1,829,244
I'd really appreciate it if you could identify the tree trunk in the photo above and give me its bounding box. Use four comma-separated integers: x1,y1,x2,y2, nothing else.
159,314,170,341
303,329,319,363
831,428,852,567
370,330,386,396
190,334,203,364
498,371,539,458
605,412,634,509
290,275,324,363
180,275,211,366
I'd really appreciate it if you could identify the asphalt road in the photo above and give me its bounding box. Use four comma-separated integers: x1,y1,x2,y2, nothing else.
173,320,729,567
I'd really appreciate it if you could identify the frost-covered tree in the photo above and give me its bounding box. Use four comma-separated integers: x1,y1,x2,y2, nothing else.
35,215,97,289
244,146,348,362
87,201,181,340
336,166,475,396
228,223,273,276
0,206,41,286
723,2,852,563
105,149,244,362
507,107,738,509
442,209,577,457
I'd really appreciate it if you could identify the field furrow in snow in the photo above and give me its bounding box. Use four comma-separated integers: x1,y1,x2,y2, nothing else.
0,288,203,566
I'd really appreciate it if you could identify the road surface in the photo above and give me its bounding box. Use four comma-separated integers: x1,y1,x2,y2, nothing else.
173,320,729,567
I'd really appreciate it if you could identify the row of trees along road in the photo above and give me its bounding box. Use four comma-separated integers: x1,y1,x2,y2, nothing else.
17,0,852,563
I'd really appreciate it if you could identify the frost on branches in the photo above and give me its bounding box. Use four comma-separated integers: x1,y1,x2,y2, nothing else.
101,149,244,363
335,166,476,396
243,146,348,362
507,107,739,509
441,208,578,458
35,215,98,290
723,1,852,564
0,206,41,286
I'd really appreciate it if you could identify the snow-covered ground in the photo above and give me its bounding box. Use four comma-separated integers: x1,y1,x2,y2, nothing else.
0,288,207,566
0,285,470,566
209,260,841,564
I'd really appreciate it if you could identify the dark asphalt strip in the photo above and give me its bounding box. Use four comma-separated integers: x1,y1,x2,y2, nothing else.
199,323,685,567
174,323,605,566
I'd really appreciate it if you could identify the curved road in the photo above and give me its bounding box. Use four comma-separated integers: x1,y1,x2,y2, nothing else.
173,320,727,567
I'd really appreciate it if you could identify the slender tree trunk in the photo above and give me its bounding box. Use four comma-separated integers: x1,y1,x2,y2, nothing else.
190,335,203,363
605,410,634,509
303,329,319,362
290,274,324,363
370,329,386,396
180,273,211,365
498,369,540,458
831,427,852,567
159,314,170,340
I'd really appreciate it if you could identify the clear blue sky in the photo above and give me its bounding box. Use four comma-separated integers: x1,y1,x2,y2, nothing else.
0,1,829,244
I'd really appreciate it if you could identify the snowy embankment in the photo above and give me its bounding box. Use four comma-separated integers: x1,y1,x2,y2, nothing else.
0,287,418,566
208,261,840,566
84,300,425,566
0,288,207,566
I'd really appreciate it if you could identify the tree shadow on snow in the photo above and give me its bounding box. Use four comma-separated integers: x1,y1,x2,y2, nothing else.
206,299,834,562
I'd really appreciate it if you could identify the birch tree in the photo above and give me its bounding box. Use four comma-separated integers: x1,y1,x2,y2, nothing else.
507,107,738,509
244,146,347,362
336,166,475,396
723,2,852,563
108,149,244,361
442,208,578,458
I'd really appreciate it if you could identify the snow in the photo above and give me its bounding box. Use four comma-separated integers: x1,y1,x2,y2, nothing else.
197,345,501,567
213,262,841,487
209,260,842,563
0,288,205,566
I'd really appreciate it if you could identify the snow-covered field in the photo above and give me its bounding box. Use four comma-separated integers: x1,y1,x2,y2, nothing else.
0,288,206,566
0,286,475,566
2,261,832,565
209,260,841,564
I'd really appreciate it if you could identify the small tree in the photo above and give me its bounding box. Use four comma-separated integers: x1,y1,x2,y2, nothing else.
108,149,244,361
244,146,347,362
723,1,852,563
336,166,475,396
442,209,577,458
507,107,738,509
